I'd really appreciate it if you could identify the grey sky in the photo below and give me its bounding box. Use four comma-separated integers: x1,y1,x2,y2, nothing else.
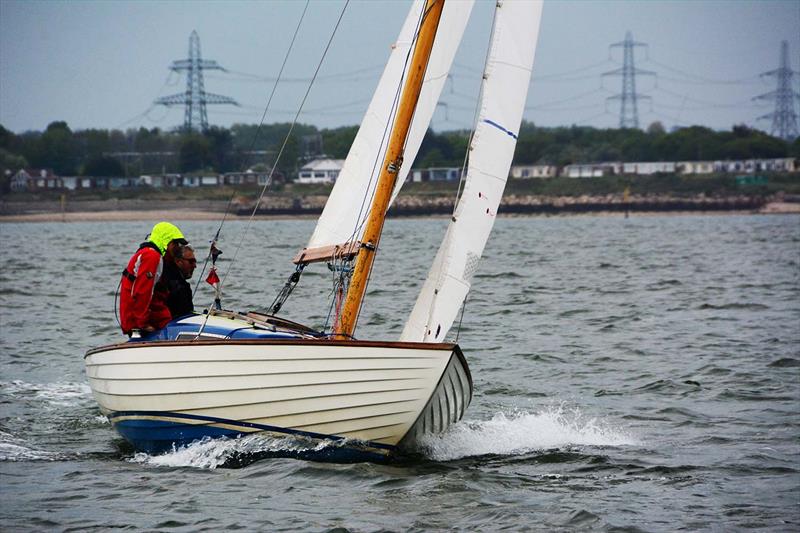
1,0,798,134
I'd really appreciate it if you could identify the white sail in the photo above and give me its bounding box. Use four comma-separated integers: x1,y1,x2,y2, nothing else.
305,0,474,251
401,0,543,342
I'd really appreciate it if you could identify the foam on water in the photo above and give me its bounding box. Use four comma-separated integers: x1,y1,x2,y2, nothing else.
0,431,64,462
417,405,639,461
1,380,93,407
129,434,342,470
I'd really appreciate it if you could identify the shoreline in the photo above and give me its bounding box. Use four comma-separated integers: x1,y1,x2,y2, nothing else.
1,202,798,223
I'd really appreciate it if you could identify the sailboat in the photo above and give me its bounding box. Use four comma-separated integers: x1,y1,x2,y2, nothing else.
85,0,543,461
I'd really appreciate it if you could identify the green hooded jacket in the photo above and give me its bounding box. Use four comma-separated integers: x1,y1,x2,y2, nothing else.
148,222,185,255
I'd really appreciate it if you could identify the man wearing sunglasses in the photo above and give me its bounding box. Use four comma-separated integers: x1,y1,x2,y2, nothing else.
162,241,198,320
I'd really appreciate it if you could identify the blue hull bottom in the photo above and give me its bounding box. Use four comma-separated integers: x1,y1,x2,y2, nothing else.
109,412,395,463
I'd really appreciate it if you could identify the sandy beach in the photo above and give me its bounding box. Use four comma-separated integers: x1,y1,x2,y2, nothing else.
1,202,798,223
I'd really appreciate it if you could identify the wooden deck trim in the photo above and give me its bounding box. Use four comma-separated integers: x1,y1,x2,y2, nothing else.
86,338,459,358
292,241,361,265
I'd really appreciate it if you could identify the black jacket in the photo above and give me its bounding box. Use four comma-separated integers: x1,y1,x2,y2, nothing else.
162,260,194,319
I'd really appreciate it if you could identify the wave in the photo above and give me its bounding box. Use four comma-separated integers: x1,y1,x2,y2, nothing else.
128,434,343,470
0,431,65,462
415,405,639,461
697,302,769,311
0,380,93,407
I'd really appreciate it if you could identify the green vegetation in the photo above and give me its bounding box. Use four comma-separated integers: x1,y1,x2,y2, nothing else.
3,172,799,207
1,120,798,196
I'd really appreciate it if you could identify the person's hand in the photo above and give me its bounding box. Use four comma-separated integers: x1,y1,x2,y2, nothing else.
142,325,156,333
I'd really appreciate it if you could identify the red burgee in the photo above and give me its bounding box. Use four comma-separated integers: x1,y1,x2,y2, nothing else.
206,267,220,286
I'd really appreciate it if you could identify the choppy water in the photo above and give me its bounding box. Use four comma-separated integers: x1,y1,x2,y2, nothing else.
1,214,798,531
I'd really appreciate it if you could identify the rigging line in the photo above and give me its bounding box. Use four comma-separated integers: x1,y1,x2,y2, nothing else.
347,0,437,335
454,0,498,214
193,192,236,298
453,61,483,75
347,0,427,251
342,0,425,253
435,0,500,345
215,0,350,302
221,64,384,82
454,294,467,343
193,0,319,337
194,0,310,313
113,278,122,330
239,0,311,173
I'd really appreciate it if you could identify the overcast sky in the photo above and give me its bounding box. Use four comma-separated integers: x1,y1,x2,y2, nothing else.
1,0,798,135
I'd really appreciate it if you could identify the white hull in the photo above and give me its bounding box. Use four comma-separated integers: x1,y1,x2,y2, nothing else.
85,339,471,458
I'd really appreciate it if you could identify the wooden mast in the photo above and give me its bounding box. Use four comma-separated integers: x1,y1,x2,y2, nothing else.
334,0,445,338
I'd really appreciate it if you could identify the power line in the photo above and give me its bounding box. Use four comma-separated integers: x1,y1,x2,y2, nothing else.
642,57,762,85
753,40,799,140
154,30,239,131
603,31,655,128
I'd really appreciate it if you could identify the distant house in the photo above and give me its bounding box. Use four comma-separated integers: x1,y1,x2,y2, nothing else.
62,176,79,190
510,164,558,179
621,162,675,175
410,167,463,182
719,157,797,173
63,176,109,190
109,177,140,189
223,170,260,186
297,159,345,184
678,161,715,175
223,168,283,186
563,162,618,178
10,169,62,191
140,175,162,187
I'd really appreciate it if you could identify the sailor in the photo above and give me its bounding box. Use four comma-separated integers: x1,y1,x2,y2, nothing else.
162,241,197,319
119,222,187,336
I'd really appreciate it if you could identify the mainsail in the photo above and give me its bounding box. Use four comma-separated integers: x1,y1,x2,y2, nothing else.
303,0,474,253
400,0,544,342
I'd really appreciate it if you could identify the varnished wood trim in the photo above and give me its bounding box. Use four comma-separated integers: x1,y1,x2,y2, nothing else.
292,241,361,265
85,338,460,358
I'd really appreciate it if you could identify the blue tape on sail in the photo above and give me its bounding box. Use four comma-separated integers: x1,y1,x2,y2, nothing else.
482,119,518,139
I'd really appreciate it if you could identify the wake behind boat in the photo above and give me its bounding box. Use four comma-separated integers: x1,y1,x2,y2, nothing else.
85,0,542,461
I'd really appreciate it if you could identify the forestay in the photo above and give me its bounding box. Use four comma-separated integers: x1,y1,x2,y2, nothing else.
303,0,474,252
400,0,544,342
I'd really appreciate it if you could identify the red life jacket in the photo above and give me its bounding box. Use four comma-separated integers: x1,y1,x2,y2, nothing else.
119,242,172,334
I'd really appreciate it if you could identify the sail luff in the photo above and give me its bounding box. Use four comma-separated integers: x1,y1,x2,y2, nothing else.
335,0,447,338
401,0,544,343
300,0,474,256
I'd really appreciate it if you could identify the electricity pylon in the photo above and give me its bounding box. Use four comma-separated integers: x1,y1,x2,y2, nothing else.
754,41,799,141
155,30,239,132
603,31,655,129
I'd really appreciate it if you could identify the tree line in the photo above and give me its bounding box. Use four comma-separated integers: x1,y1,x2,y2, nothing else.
1,120,798,186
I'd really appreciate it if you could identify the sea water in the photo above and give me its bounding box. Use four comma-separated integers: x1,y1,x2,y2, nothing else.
1,214,798,530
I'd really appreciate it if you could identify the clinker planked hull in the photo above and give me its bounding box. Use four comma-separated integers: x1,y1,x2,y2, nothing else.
85,338,471,460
